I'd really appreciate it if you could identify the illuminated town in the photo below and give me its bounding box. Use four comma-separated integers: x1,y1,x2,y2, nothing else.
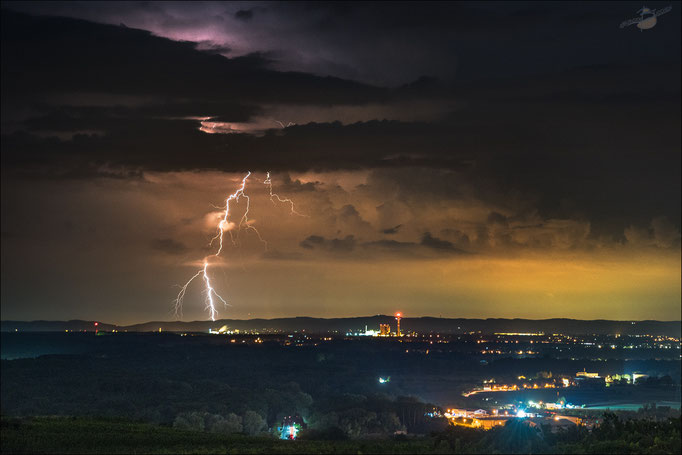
2,314,680,451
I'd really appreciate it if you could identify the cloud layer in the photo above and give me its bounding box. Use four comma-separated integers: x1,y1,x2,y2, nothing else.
1,5,680,322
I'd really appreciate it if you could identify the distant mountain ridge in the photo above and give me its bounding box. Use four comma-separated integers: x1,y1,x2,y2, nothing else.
1,317,680,337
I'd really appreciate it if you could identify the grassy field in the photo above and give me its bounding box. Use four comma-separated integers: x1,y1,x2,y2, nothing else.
0,416,438,454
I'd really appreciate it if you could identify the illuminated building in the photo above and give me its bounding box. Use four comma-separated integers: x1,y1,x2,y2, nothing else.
447,415,510,430
446,408,470,418
379,324,391,336
575,370,605,388
576,370,600,378
605,374,632,386
346,326,380,336
362,325,378,336
395,312,402,336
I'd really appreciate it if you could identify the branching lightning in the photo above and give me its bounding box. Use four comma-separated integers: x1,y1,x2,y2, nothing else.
264,172,307,217
173,171,303,321
202,260,227,321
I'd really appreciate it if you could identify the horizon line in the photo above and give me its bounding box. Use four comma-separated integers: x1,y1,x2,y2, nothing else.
2,315,681,326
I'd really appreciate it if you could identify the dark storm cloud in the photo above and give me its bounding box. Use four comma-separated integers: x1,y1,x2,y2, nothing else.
150,238,188,255
261,249,303,261
22,103,260,131
366,239,414,251
1,118,468,176
365,236,468,258
234,9,254,21
1,6,680,238
0,11,387,106
487,212,509,226
300,235,325,249
339,204,363,221
276,174,319,193
298,232,469,259
300,235,356,253
381,224,402,235
420,232,459,252
439,229,471,248
3,101,679,235
3,1,680,86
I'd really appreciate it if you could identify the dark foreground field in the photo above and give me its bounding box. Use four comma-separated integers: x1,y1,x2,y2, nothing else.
1,417,440,454
3,415,681,454
2,334,680,454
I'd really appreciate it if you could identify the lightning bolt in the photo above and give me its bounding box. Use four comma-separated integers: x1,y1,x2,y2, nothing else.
173,171,301,321
202,260,227,321
264,172,307,217
210,172,257,253
172,270,202,320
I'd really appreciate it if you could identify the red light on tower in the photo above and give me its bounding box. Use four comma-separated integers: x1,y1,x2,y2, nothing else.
395,312,402,337
94,322,99,334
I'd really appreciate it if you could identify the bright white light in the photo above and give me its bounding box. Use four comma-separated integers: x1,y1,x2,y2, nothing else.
173,172,300,320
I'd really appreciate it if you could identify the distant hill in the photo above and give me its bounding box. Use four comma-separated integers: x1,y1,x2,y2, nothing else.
1,320,117,333
1,317,680,337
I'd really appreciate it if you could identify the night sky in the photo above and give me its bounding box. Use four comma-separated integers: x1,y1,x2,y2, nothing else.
1,2,680,324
